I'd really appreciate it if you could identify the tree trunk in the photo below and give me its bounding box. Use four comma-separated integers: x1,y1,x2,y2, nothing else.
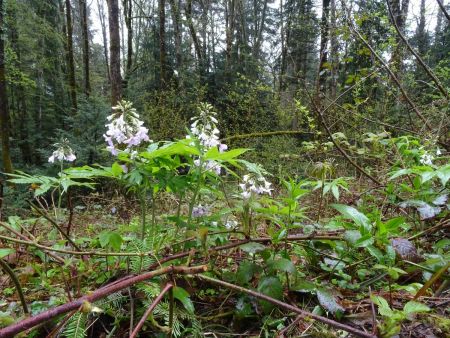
389,0,410,79
0,0,13,174
252,0,268,60
317,0,331,96
225,0,236,72
159,0,167,86
123,0,133,89
186,0,203,71
106,0,122,105
65,0,77,112
97,0,110,84
168,0,182,70
329,0,338,99
79,0,91,96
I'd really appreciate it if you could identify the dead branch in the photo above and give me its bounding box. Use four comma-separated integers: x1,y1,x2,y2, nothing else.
0,265,207,338
129,283,173,338
196,274,376,338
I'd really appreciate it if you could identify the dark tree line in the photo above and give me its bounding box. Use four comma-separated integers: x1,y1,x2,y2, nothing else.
0,0,449,173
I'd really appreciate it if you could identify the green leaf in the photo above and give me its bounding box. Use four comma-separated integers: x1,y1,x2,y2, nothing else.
0,248,14,259
205,148,248,161
436,164,450,186
98,232,123,251
257,276,283,313
367,245,384,262
239,242,266,254
331,204,371,230
267,258,296,274
371,295,393,317
317,289,345,316
292,280,317,293
389,169,413,180
403,301,430,315
111,162,124,176
173,286,194,313
236,261,261,284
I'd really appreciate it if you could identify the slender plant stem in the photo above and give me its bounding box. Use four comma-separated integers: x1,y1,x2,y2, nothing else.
0,258,29,314
129,283,173,338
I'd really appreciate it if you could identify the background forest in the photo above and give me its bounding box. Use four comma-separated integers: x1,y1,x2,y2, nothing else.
0,0,449,337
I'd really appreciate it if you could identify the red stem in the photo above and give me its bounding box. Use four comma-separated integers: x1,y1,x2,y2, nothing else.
129,283,173,338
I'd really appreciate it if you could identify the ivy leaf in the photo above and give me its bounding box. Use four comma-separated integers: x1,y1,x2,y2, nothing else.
173,286,194,313
257,276,283,313
331,204,371,230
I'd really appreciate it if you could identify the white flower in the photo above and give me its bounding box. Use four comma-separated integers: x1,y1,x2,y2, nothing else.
436,148,442,156
48,139,76,164
240,173,272,199
225,220,238,229
103,100,151,155
419,153,434,166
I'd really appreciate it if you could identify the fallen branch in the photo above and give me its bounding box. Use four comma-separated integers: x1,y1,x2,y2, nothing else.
0,233,341,258
0,265,207,338
129,283,173,338
196,274,376,338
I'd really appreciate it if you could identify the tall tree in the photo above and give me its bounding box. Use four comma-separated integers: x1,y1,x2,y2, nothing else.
159,0,167,86
317,0,331,96
97,0,110,83
0,0,12,174
65,0,77,111
388,0,410,78
168,0,182,70
123,0,133,86
106,0,122,105
79,0,91,96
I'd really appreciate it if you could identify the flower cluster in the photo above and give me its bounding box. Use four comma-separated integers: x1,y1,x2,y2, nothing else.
48,138,76,163
239,174,272,199
104,100,151,155
192,204,209,218
419,153,434,166
188,103,227,174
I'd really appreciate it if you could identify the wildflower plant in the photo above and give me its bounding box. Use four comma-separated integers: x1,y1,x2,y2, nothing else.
104,100,151,156
48,138,76,164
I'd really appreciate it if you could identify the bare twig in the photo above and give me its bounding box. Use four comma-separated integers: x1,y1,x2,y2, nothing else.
0,265,207,338
436,0,450,21
341,0,433,132
304,85,383,185
196,274,376,338
130,283,173,338
386,0,449,100
28,202,82,252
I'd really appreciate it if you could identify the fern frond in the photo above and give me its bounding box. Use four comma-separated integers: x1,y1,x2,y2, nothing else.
62,312,87,338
